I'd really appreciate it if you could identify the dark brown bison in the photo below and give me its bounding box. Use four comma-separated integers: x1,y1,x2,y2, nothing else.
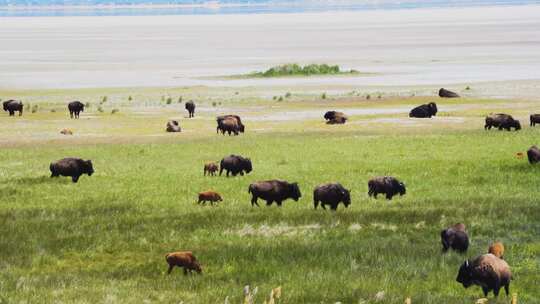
165,251,202,275
50,157,94,183
217,115,245,135
324,111,348,124
441,223,469,253
3,100,23,116
456,254,511,297
68,101,84,119
203,162,218,176
367,176,406,200
313,183,351,210
185,100,195,118
527,145,540,164
248,180,301,207
530,114,540,126
485,113,521,131
439,88,460,98
198,191,222,205
166,120,181,132
219,155,252,177
409,102,438,118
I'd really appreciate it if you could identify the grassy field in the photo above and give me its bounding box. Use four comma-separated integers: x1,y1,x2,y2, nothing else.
0,88,539,303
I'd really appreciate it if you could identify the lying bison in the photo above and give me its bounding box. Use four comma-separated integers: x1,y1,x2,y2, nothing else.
68,101,84,119
485,113,521,131
527,145,540,164
324,111,348,124
3,100,23,116
409,102,438,118
439,88,460,98
219,155,252,177
456,254,512,297
530,114,540,126
217,115,245,135
313,183,351,210
185,100,195,118
50,157,94,183
441,223,469,253
248,180,301,207
166,120,181,132
368,176,406,200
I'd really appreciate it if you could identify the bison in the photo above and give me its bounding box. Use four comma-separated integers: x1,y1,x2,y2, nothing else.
3,100,23,116
165,251,202,275
248,180,301,207
439,88,460,98
527,145,540,164
50,157,94,183
488,242,505,259
313,183,351,210
485,113,521,131
68,101,85,119
60,128,73,135
530,114,540,126
456,254,512,297
409,102,438,118
441,223,469,253
198,191,222,205
367,176,406,200
166,120,181,132
219,155,252,177
324,111,348,124
185,100,195,118
203,162,218,176
217,115,244,135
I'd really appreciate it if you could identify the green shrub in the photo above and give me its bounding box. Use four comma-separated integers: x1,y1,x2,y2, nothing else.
278,96,284,102
465,86,471,90
31,105,39,113
321,93,327,100
128,96,132,101
101,96,107,103
111,108,119,114
85,102,91,108
166,97,172,104
178,97,183,103
285,92,292,98
251,63,355,78
97,106,104,113
212,102,217,107
50,109,56,113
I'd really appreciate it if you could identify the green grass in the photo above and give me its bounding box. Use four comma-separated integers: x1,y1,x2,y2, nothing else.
0,93,539,303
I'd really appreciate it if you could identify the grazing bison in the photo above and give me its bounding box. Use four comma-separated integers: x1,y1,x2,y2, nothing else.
527,145,540,164
217,115,244,135
367,176,406,200
3,100,23,116
488,242,505,259
441,223,469,253
219,155,252,177
409,102,438,118
198,191,222,205
203,162,218,176
530,114,540,126
248,180,301,207
324,111,348,124
165,251,202,275
313,183,351,210
185,100,195,118
166,120,181,132
439,88,460,98
456,254,512,297
485,113,521,131
50,157,94,183
68,101,84,119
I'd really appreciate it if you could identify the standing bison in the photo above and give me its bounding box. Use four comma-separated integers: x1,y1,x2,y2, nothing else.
185,100,195,118
456,254,512,297
68,101,85,119
3,100,23,116
324,111,348,124
313,183,351,210
248,180,301,207
527,145,540,164
50,157,94,183
409,102,438,118
368,176,406,200
219,155,252,177
217,115,245,135
485,113,521,131
530,114,540,126
439,88,460,98
441,223,469,253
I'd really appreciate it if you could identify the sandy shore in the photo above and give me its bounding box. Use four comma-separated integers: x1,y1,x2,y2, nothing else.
1,5,540,95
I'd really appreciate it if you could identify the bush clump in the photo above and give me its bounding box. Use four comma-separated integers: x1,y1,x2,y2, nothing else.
111,108,119,114
252,63,356,78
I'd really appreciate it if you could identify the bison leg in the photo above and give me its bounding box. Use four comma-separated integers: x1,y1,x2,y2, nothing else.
321,203,327,210
373,192,378,199
251,196,259,207
183,268,188,275
266,200,272,206
50,172,59,178
385,193,393,200
226,170,230,177
72,175,80,183
313,200,319,209
482,287,490,297
167,264,174,274
504,284,509,296
330,204,338,211
70,111,74,119
9,110,14,116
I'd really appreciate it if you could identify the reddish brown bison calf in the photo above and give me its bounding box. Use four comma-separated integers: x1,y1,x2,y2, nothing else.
488,242,505,259
204,162,218,176
165,251,202,275
198,191,222,205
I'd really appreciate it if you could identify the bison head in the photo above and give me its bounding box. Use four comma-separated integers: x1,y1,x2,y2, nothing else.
289,182,302,201
428,102,438,116
456,260,473,288
513,120,521,130
243,158,252,173
238,123,245,133
398,182,406,195
84,160,94,176
342,188,351,207
193,261,203,274
324,111,336,121
3,100,11,111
